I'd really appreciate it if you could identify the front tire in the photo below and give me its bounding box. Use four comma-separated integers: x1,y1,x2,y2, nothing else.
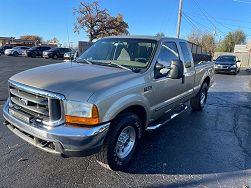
190,83,208,111
53,54,58,59
96,113,142,171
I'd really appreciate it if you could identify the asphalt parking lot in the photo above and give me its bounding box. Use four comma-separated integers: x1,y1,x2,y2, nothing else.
0,55,251,188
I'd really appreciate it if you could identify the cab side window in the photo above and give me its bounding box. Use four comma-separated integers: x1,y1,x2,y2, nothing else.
179,42,192,66
155,42,179,79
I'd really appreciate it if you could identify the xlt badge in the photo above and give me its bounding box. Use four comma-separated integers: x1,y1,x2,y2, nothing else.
144,86,152,92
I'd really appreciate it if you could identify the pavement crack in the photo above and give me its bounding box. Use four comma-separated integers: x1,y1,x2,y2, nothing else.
232,109,251,159
82,159,91,184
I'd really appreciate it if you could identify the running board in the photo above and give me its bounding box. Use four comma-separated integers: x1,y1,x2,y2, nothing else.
146,104,188,131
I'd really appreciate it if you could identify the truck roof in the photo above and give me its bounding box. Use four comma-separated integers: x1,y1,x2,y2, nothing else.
103,35,187,42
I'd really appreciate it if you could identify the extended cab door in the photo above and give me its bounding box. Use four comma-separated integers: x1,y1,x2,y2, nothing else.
151,40,187,118
178,41,196,97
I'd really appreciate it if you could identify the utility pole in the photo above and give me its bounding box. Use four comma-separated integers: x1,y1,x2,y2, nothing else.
176,0,183,38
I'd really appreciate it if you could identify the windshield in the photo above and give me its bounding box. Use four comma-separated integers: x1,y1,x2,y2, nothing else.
29,47,38,50
48,48,59,51
216,56,235,64
77,38,157,71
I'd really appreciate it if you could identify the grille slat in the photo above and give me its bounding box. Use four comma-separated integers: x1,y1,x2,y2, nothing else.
10,88,48,105
8,82,63,126
11,97,49,116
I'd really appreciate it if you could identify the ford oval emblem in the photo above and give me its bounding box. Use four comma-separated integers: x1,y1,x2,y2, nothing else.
20,98,28,106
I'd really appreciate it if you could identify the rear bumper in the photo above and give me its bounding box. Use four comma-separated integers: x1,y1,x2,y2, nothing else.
3,100,110,157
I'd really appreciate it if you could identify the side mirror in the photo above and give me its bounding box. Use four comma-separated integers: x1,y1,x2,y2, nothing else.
168,60,184,79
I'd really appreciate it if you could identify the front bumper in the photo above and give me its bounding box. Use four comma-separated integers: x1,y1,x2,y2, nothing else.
215,67,237,73
43,53,52,58
3,100,110,157
5,51,13,56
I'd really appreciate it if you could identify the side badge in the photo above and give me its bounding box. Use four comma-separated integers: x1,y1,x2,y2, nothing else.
144,86,152,92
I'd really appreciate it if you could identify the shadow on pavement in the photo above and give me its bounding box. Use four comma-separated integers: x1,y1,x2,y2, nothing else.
126,91,251,175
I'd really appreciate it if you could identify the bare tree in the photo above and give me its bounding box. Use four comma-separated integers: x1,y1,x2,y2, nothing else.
187,31,216,55
156,32,165,37
74,1,129,42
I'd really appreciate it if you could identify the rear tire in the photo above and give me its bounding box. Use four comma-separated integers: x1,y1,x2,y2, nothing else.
96,113,142,171
31,53,36,58
13,51,18,57
190,83,208,111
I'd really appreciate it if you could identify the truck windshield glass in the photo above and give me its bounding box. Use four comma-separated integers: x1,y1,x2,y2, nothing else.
77,38,157,70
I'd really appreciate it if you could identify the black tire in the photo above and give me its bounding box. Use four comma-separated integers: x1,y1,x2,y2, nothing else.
31,53,36,58
13,51,18,57
190,82,208,111
96,113,142,171
53,54,58,59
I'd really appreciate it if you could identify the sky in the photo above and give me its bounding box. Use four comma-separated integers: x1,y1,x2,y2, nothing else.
1,0,251,46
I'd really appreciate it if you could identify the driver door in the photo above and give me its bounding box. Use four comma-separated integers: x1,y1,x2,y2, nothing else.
151,41,186,119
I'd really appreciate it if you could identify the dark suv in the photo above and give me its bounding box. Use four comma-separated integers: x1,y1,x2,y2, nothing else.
0,46,13,54
43,48,71,59
25,46,51,58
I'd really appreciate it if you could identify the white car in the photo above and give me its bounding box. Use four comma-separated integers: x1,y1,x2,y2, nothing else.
5,46,30,56
64,49,78,61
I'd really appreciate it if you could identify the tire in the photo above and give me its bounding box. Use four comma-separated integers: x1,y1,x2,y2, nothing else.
13,51,18,57
190,82,208,111
96,113,142,171
31,53,36,58
53,54,58,59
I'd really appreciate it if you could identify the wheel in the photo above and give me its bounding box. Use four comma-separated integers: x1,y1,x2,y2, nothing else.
31,53,36,58
96,113,142,171
53,54,58,59
13,51,18,57
190,82,208,111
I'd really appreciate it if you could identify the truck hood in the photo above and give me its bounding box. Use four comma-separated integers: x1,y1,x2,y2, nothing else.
10,62,138,102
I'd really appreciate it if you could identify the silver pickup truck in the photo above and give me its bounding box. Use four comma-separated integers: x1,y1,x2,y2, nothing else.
3,36,214,170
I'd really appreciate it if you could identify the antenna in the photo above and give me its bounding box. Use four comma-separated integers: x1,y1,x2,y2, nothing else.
66,22,72,65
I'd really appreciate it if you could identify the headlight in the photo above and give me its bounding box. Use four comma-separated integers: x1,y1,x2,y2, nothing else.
230,64,236,68
64,100,99,126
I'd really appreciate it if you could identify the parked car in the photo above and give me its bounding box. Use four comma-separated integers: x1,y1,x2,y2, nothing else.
4,46,30,56
214,55,241,74
64,50,79,61
24,46,51,58
0,46,13,54
43,48,71,59
3,36,214,171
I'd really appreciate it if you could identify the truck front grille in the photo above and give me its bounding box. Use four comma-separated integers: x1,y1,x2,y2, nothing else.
8,81,65,126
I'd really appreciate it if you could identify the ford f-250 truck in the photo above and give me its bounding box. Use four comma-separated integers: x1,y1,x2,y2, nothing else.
3,36,214,171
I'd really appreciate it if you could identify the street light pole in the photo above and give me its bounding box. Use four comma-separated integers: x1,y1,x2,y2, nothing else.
176,0,183,38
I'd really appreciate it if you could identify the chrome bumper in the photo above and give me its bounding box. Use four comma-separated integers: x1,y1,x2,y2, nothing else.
3,100,110,156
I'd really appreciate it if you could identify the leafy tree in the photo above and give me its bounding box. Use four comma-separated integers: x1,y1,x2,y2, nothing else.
74,1,129,42
156,32,165,37
20,35,42,44
216,30,246,52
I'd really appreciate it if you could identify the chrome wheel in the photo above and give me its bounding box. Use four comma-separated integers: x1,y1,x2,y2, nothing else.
200,90,206,106
115,126,136,159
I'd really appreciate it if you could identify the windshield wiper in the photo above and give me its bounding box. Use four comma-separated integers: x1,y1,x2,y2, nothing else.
76,59,93,64
107,61,131,71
